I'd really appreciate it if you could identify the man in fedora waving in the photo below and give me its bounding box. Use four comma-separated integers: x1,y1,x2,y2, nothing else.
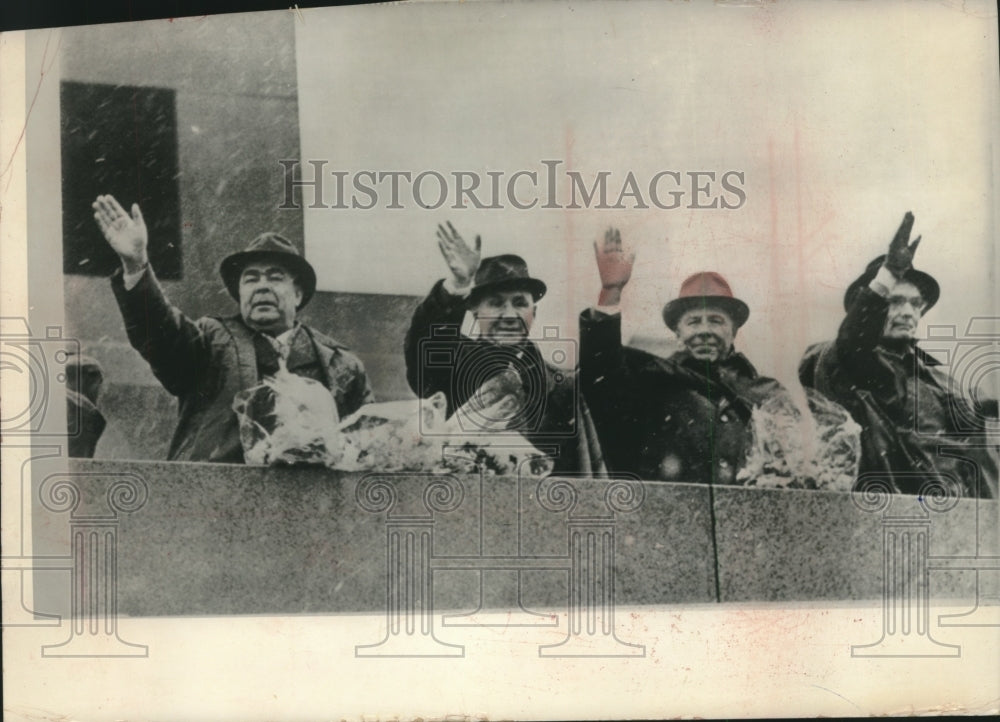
799,212,997,498
93,194,373,463
404,222,604,474
580,228,789,484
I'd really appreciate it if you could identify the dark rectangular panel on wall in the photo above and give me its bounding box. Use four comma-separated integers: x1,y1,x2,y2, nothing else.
60,80,182,279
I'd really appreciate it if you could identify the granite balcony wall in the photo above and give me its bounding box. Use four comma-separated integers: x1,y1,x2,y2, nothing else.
29,459,999,618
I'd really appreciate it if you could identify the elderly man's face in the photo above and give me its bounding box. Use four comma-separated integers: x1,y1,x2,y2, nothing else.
472,290,536,345
882,281,925,340
239,261,302,334
675,306,736,362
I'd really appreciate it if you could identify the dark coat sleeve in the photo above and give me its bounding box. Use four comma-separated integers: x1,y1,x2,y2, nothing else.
804,285,900,407
578,308,622,428
66,389,106,458
579,309,654,421
579,309,659,475
833,286,894,379
404,279,467,400
536,366,607,477
579,308,628,389
111,267,210,397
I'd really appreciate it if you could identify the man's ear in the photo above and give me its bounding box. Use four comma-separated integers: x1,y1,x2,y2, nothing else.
293,281,304,308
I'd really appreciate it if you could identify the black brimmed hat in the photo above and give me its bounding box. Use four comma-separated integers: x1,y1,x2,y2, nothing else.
466,254,547,307
844,255,940,313
219,232,317,310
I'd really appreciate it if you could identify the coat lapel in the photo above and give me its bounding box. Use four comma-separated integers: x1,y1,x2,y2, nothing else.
217,316,259,390
299,325,345,408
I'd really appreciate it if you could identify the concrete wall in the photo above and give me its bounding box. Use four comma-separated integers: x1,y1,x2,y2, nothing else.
30,459,999,618
58,15,420,461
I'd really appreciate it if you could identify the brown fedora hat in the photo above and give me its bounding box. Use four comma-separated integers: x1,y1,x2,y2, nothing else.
662,272,750,331
465,254,547,307
844,255,940,313
219,232,317,310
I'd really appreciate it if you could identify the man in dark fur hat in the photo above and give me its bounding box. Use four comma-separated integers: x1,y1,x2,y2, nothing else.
93,194,373,463
800,212,998,498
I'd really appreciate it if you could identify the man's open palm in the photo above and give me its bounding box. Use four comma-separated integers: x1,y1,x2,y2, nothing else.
93,194,148,271
594,227,635,289
436,221,481,287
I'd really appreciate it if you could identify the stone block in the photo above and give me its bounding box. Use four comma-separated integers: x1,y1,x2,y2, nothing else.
713,485,996,604
31,460,717,618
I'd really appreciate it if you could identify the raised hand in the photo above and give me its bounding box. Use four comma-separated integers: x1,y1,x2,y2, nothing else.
883,211,922,280
436,221,481,288
594,227,635,306
92,195,149,274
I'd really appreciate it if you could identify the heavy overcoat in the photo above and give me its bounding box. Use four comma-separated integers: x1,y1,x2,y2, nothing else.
404,280,606,475
580,309,788,484
799,285,998,498
112,268,374,462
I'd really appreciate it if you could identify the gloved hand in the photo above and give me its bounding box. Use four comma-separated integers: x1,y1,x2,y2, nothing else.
883,211,922,280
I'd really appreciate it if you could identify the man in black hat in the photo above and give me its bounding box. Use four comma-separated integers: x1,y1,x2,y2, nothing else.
403,221,604,474
799,212,998,498
579,228,789,484
93,194,373,463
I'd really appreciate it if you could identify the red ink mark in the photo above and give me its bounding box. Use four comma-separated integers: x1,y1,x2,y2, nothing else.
2,30,62,195
563,125,579,310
